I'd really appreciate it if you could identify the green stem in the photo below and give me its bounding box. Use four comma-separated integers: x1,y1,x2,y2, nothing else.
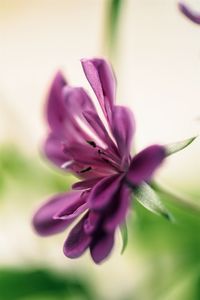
153,182,200,214
103,0,124,61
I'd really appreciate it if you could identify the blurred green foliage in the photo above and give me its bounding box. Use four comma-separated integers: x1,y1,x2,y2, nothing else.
0,145,74,199
106,0,124,57
0,268,94,300
128,190,200,300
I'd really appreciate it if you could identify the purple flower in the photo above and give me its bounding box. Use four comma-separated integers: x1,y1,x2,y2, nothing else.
178,1,200,24
33,58,166,264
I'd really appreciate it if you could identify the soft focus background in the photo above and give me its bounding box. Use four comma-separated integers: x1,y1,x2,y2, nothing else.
0,0,200,299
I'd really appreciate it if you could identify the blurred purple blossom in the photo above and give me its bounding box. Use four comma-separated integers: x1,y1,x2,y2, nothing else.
32,58,166,264
178,1,200,24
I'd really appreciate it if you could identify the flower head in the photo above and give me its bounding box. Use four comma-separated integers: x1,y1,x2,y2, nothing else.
33,58,166,264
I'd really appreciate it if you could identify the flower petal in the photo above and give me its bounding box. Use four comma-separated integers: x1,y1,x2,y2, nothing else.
104,185,130,232
61,86,96,144
72,178,102,190
81,58,116,122
111,106,135,160
44,134,93,177
90,231,114,264
63,86,95,116
61,86,114,152
178,1,200,25
84,211,101,234
83,110,108,141
83,110,118,151
126,145,166,185
32,191,82,236
63,143,98,165
63,214,91,258
46,71,67,133
88,175,122,210
63,143,120,179
44,133,70,168
54,191,88,220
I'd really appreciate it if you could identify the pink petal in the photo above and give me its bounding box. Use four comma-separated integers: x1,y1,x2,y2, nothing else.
111,106,135,161
54,192,88,220
46,71,67,134
61,86,113,154
32,191,82,236
90,231,115,264
84,211,101,234
63,86,95,115
103,185,130,232
88,175,122,210
83,110,118,151
63,214,91,258
81,58,116,122
126,145,166,185
72,178,102,190
178,1,200,25
61,86,96,143
44,133,70,169
63,144,119,178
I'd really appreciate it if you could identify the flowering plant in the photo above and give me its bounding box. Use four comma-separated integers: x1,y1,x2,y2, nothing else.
33,58,196,264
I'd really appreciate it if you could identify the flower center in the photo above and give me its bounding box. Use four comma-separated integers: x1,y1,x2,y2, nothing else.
86,140,125,174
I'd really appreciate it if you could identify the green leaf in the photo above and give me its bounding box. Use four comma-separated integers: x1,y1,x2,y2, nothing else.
134,183,172,221
0,268,93,300
120,222,128,254
165,136,197,156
